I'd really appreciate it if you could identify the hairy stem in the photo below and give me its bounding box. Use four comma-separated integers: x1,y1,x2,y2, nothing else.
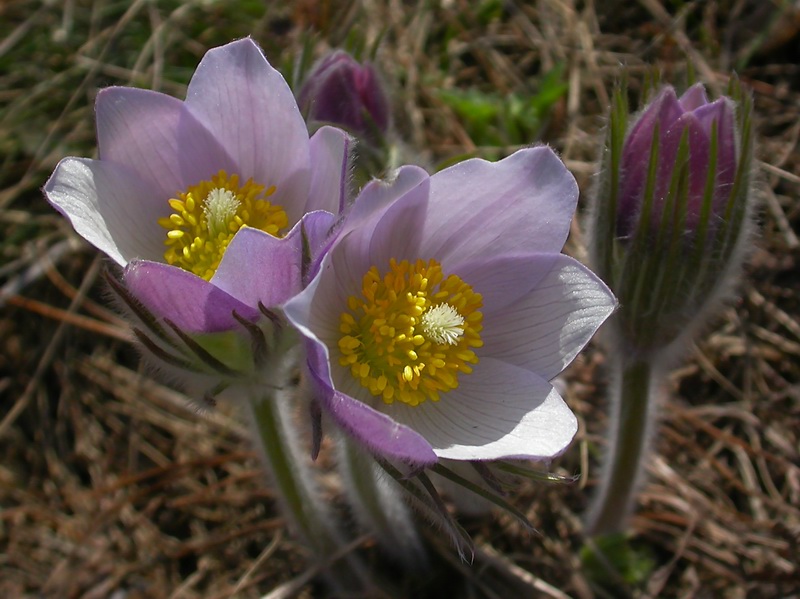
586,357,659,535
243,346,368,591
337,436,425,567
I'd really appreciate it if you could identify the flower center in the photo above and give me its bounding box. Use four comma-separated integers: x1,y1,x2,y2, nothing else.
158,170,288,280
338,258,483,407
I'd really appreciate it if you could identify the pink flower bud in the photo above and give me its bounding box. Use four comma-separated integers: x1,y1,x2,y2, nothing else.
588,81,755,354
298,51,390,141
617,84,737,239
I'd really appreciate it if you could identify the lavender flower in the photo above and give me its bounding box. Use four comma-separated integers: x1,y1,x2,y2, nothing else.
298,50,391,142
285,147,616,466
44,39,350,339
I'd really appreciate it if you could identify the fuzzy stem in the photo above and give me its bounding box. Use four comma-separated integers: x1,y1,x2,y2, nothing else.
586,357,659,536
243,347,368,591
337,436,426,567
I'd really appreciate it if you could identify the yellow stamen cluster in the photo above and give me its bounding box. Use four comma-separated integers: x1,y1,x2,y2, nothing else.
338,258,483,407
158,170,287,280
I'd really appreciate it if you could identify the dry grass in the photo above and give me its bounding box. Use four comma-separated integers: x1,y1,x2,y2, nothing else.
1,0,799,597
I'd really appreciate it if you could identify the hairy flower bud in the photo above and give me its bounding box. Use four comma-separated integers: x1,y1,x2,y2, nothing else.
589,81,755,355
298,50,391,142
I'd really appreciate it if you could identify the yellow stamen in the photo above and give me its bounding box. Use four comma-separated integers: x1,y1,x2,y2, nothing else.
338,258,483,407
158,170,286,280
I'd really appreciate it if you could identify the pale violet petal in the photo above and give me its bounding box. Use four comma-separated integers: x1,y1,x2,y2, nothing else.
210,228,302,310
284,292,438,466
386,358,577,461
482,255,616,380
95,87,234,198
44,157,166,266
211,211,335,309
420,147,578,262
124,260,259,333
306,126,351,214
184,38,310,224
336,165,429,242
448,252,559,313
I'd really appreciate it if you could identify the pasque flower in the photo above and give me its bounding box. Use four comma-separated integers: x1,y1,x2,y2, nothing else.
298,50,391,142
591,82,754,354
285,147,616,466
585,81,755,535
44,38,350,340
43,41,380,586
616,84,737,237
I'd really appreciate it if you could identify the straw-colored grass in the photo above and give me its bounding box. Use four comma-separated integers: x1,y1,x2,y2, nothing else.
1,1,798,596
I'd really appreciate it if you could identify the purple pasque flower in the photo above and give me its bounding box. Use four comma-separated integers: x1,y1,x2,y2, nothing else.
44,38,351,335
617,83,736,239
589,81,753,355
284,147,616,466
298,50,391,142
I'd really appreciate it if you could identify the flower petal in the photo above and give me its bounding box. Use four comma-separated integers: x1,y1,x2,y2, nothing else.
287,298,437,466
481,255,616,380
124,260,260,333
618,87,683,234
320,166,430,291
386,358,577,461
694,98,737,211
184,38,311,224
678,83,709,111
420,146,578,261
661,112,710,216
44,157,166,266
95,87,234,197
447,252,559,313
210,228,301,310
306,126,351,214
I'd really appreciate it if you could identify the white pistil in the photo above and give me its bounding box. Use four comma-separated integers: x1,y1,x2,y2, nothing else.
420,303,465,346
203,188,240,238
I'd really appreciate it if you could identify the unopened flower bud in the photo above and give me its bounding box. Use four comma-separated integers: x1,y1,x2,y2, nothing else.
298,50,390,142
589,81,755,355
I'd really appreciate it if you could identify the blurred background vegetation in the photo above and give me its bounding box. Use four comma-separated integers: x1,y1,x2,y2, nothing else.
1,1,799,597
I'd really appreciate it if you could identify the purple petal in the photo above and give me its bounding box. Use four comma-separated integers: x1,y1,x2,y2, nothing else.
678,83,709,111
660,112,710,216
295,321,437,466
482,255,616,380
419,147,578,262
124,260,260,333
618,87,683,232
210,228,302,309
448,252,560,313
44,157,166,266
338,165,430,240
298,210,337,283
306,126,351,214
316,166,429,290
184,38,311,224
298,210,337,260
95,87,234,198
694,98,737,212
386,358,577,461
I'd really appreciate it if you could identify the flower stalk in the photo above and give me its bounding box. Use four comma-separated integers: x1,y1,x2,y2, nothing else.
585,357,656,535
337,436,426,567
242,336,369,591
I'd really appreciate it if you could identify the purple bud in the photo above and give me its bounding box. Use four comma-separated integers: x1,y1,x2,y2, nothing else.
298,51,391,142
588,81,755,354
617,84,737,239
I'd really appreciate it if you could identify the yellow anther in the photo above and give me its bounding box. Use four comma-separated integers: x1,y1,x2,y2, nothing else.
159,170,287,280
337,258,483,407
